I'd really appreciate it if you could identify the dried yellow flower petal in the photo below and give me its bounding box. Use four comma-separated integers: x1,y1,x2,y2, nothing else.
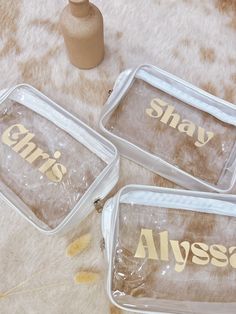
66,233,91,257
0,293,5,299
74,271,100,284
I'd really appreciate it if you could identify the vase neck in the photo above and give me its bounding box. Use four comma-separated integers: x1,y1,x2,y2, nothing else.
69,0,90,17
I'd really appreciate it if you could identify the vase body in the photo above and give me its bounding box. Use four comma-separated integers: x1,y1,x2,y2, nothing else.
60,0,104,69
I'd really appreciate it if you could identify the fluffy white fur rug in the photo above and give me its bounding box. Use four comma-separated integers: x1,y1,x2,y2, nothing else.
0,0,235,314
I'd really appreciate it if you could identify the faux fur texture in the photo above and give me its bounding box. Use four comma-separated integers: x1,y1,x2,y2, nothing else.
0,0,235,314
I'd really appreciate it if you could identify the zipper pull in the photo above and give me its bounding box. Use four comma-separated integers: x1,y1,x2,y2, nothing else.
94,198,106,213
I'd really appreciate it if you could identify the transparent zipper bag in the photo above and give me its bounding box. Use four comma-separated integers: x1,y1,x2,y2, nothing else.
102,185,236,314
100,64,236,193
0,84,119,235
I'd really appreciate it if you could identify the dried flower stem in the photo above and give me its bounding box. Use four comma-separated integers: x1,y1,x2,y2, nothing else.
0,282,72,300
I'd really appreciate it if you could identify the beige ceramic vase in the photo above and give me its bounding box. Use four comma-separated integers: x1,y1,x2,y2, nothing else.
60,0,104,69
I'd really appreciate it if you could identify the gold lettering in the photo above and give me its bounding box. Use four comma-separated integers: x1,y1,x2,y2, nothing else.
160,231,169,261
191,242,209,265
13,133,36,158
46,163,67,183
26,148,49,164
178,119,195,137
134,228,159,260
39,151,61,174
1,124,67,183
170,240,190,272
146,99,215,148
210,244,228,267
195,127,214,147
1,124,28,147
146,98,165,118
229,247,236,268
39,158,56,173
133,229,236,272
160,105,180,128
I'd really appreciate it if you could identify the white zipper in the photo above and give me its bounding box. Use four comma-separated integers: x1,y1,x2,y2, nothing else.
120,191,236,217
137,68,236,126
102,64,236,126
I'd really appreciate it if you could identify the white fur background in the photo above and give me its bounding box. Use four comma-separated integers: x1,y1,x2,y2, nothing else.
0,0,235,313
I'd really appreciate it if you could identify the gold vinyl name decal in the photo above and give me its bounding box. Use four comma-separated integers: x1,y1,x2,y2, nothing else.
146,98,214,147
134,229,236,272
1,124,67,183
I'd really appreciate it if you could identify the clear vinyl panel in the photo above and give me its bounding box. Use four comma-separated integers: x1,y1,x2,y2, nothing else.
111,199,236,313
0,99,105,229
105,79,236,187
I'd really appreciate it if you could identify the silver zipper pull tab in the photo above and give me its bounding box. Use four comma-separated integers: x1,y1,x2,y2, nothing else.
94,198,105,213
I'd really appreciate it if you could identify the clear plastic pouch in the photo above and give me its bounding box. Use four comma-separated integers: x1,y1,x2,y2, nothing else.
100,64,236,193
0,84,119,235
102,185,236,314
